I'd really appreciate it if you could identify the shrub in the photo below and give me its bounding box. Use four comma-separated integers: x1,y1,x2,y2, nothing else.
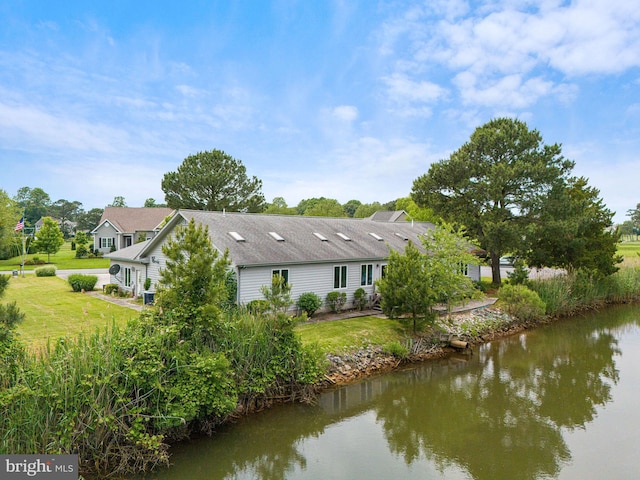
104,283,119,295
75,244,89,258
326,291,347,313
382,340,409,360
353,288,368,310
34,266,56,277
67,274,98,292
144,277,152,291
498,284,546,322
296,292,322,317
247,299,270,315
24,257,46,266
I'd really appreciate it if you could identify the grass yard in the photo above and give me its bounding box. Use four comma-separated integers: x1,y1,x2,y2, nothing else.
3,275,137,351
296,316,411,354
0,240,109,271
618,241,640,267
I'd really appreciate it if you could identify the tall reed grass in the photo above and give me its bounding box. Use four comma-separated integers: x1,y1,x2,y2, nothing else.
528,267,640,317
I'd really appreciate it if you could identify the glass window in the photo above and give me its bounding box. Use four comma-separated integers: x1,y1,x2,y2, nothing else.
361,264,373,286
381,265,387,278
124,267,132,287
334,265,347,289
272,269,289,284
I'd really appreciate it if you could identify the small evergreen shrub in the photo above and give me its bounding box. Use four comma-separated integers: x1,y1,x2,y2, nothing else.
24,257,46,265
499,284,546,322
326,291,347,313
34,266,56,277
296,292,322,317
67,274,98,292
75,244,89,258
104,284,119,295
144,277,152,291
353,288,368,310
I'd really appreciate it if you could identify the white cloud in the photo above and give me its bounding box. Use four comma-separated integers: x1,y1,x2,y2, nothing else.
382,73,447,104
332,105,359,122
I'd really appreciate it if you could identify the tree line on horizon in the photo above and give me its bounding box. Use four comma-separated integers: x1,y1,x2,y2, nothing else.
0,117,632,283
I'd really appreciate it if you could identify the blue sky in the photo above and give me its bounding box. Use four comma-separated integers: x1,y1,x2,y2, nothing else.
1,0,638,223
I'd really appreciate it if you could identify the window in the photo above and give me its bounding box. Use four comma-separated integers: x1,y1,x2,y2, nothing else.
361,264,373,286
124,267,132,287
457,262,468,276
100,237,114,248
272,269,289,284
381,265,388,278
334,265,347,289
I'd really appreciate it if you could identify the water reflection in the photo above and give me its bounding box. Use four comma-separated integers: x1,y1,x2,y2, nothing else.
142,306,639,480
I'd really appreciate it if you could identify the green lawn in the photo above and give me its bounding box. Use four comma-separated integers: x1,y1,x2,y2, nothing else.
0,240,109,271
619,241,640,267
296,316,412,354
3,275,137,351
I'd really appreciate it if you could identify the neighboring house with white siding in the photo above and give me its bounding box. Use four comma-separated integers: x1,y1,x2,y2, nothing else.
91,207,174,254
105,209,482,311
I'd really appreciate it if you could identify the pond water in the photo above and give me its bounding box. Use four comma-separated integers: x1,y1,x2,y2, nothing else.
140,305,640,480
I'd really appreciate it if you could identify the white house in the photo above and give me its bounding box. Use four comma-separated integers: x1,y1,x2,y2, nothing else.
105,210,481,310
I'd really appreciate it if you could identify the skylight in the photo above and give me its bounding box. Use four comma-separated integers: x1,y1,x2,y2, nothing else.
229,231,245,242
313,232,328,241
269,231,285,241
369,232,384,241
394,232,408,241
336,232,351,241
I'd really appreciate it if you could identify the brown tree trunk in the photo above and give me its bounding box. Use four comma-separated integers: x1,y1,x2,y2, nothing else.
490,251,502,285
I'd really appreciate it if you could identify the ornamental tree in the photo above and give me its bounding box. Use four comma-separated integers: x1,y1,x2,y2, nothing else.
31,217,64,263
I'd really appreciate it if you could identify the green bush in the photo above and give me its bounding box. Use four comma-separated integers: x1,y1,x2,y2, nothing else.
296,292,322,317
144,277,152,291
326,291,347,313
247,299,270,315
104,283,119,295
75,244,89,258
24,257,46,265
34,265,56,277
353,288,368,310
382,340,409,360
67,274,98,292
498,284,546,322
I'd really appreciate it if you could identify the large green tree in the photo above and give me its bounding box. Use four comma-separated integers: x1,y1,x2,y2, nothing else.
412,118,574,284
31,217,64,262
0,190,21,259
48,199,82,238
525,177,621,277
75,208,104,232
162,149,265,212
14,187,50,227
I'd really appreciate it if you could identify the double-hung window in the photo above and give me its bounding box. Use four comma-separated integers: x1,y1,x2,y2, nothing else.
361,264,373,286
333,265,347,289
272,268,289,284
124,267,132,287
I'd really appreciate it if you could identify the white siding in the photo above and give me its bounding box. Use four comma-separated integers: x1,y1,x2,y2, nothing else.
238,261,386,312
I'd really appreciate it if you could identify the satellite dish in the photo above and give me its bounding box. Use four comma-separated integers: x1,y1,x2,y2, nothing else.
109,264,121,275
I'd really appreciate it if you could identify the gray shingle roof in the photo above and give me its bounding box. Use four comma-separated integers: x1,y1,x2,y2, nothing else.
176,210,435,267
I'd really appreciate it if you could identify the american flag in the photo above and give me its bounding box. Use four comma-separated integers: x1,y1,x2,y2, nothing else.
14,216,24,232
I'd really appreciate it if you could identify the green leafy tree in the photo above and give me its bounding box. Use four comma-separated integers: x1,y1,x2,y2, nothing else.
627,203,640,234
108,196,127,207
525,177,621,277
343,199,362,218
412,117,574,284
76,207,104,232
14,186,50,227
74,231,89,258
377,224,479,332
263,197,297,215
353,202,383,218
31,217,64,262
155,218,230,342
395,197,439,223
0,190,21,259
48,199,82,238
162,149,265,212
303,198,347,217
